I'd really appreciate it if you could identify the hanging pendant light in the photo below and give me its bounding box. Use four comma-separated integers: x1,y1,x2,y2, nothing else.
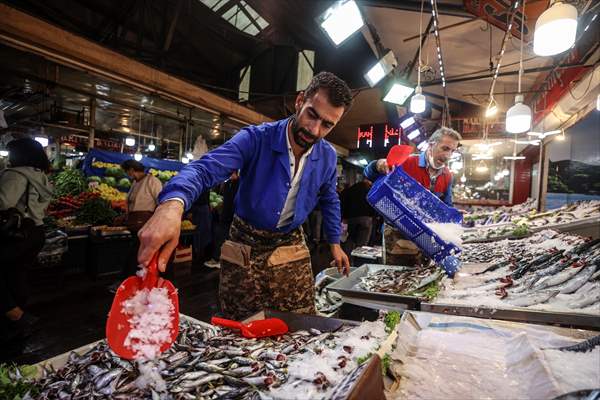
134,152,143,161
506,1,532,134
147,142,156,151
410,86,426,114
533,1,578,56
506,94,532,133
410,0,427,114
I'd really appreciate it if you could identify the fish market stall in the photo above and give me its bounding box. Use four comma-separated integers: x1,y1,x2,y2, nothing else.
426,230,600,329
31,311,390,399
385,311,600,400
462,200,600,242
327,264,443,311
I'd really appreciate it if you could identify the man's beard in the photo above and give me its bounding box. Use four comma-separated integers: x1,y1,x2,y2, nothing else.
426,148,446,170
291,115,319,150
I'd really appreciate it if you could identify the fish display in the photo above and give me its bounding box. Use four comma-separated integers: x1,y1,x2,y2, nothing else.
461,201,600,242
314,275,343,316
436,230,600,314
355,264,442,300
32,317,386,399
463,200,599,228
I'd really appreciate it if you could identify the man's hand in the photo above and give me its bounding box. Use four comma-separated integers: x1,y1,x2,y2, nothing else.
138,200,184,272
375,158,395,175
329,243,350,276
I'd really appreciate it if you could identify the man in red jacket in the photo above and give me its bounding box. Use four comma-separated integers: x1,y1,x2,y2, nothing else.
364,127,461,265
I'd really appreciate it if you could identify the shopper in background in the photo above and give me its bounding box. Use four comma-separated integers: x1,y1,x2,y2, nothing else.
364,127,461,266
0,138,52,355
121,160,163,227
341,176,375,254
116,160,162,281
137,72,353,319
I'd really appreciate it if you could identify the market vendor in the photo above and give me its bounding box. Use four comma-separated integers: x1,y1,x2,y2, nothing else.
364,127,461,266
137,71,353,319
117,159,162,281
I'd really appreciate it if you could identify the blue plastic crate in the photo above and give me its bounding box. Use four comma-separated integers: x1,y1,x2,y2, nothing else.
367,167,463,276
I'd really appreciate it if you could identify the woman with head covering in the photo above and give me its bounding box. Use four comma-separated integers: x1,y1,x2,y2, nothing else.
0,138,53,356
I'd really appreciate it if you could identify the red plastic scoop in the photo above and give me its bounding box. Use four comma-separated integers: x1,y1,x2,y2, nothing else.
106,253,179,360
211,316,288,338
386,144,413,168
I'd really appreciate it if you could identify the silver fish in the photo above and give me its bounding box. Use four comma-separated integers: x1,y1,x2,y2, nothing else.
559,264,597,294
506,290,559,307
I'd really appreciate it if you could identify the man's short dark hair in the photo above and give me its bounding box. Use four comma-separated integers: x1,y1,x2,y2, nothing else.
303,71,353,111
121,159,145,172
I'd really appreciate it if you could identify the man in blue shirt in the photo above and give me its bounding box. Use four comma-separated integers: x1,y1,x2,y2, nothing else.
137,72,353,318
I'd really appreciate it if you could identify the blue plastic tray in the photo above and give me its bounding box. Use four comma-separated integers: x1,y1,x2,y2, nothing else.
367,167,463,276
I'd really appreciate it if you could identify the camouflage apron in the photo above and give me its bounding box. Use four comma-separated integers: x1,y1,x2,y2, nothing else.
219,216,315,320
383,224,425,267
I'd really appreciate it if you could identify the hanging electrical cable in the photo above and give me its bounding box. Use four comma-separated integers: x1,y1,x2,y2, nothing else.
484,0,521,118
410,0,427,114
505,0,533,134
429,0,451,125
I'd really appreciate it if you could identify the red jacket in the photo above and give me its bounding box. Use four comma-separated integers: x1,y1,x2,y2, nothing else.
401,153,453,205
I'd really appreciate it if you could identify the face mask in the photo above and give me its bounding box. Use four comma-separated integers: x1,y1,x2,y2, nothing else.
426,147,445,170
291,114,319,150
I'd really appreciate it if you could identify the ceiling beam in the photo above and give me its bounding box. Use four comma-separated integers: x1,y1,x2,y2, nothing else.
0,4,271,125
360,0,473,18
162,0,183,52
422,63,594,87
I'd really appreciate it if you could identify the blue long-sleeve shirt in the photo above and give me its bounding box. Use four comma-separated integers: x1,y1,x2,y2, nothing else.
364,152,454,207
159,118,342,243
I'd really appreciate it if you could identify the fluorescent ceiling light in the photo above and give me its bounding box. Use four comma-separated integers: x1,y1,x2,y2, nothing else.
400,117,416,130
543,129,561,136
34,136,48,147
383,82,415,105
364,51,397,87
527,131,543,137
503,155,526,160
534,2,578,56
407,129,421,140
417,141,429,152
319,0,364,46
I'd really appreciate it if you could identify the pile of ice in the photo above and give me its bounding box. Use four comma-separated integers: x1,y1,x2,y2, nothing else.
121,286,175,360
425,222,463,247
267,320,388,399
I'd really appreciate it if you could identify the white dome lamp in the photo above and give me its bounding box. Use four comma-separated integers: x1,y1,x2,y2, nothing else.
506,0,532,134
533,1,578,56
409,4,427,114
506,94,532,133
410,87,426,114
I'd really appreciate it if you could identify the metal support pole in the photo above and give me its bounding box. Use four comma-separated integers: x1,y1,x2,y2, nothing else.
88,98,95,150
